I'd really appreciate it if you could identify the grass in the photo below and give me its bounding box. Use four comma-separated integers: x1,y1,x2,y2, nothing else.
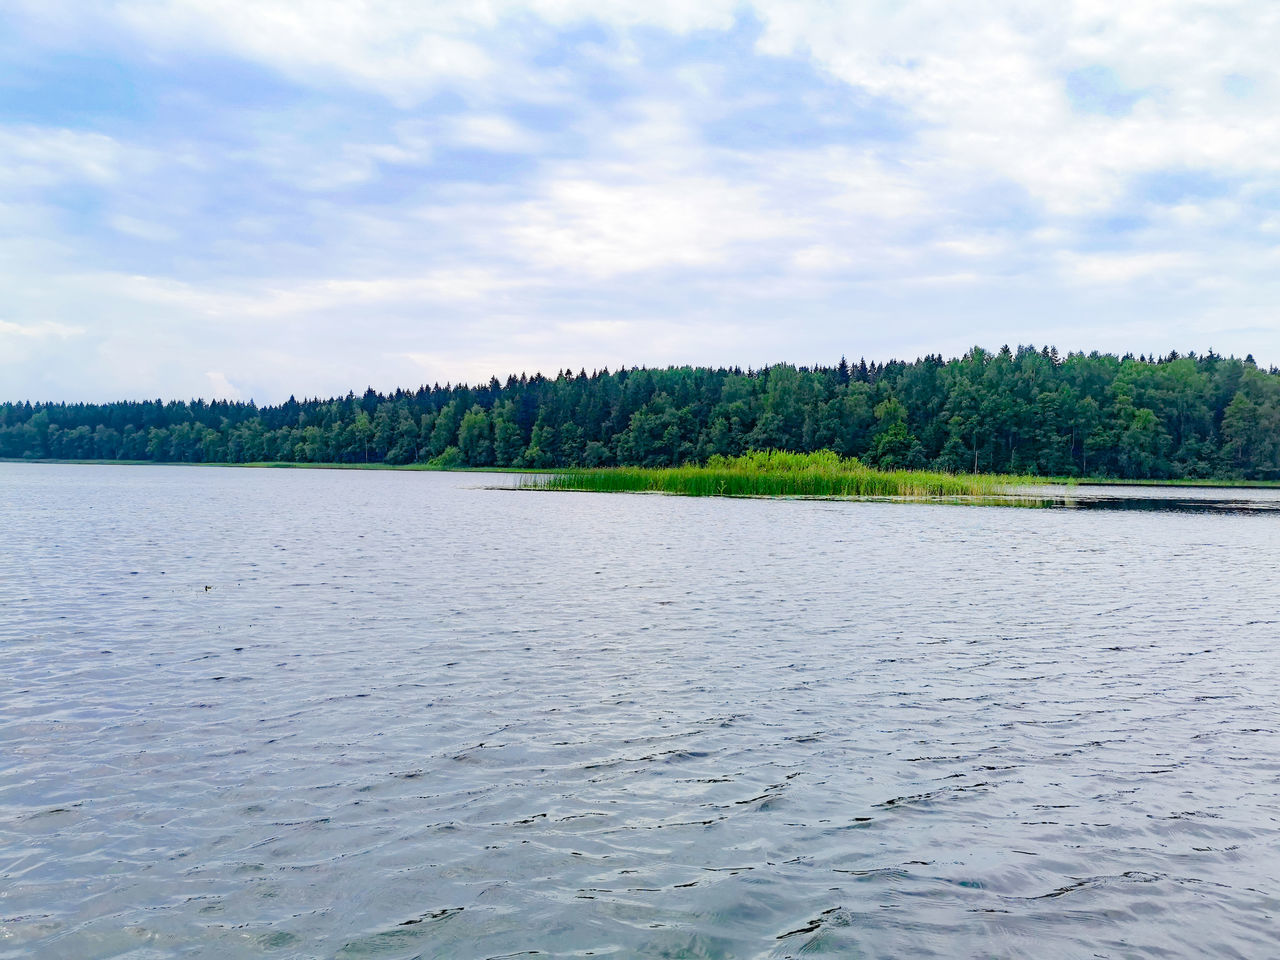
10,454,1277,489
521,450,1042,502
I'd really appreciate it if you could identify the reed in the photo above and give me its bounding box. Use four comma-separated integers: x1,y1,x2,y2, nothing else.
522,450,1040,501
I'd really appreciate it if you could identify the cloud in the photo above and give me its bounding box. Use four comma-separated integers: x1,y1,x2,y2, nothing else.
0,319,85,339
0,125,143,189
749,1,1280,216
506,174,794,276
18,3,1280,221
113,1,498,107
1058,251,1196,285
110,215,180,243
1065,65,1144,117
102,268,521,318
85,0,739,107
5,0,1280,403
204,369,243,399
446,114,540,153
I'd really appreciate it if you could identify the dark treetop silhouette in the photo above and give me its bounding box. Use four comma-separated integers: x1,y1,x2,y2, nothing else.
4,346,1278,481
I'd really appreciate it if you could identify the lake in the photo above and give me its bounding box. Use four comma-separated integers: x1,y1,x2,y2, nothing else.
2,463,1279,958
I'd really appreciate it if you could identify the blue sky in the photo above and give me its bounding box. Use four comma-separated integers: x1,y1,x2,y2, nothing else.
2,1,1279,402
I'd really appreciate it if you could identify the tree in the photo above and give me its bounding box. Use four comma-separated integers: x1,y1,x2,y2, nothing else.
429,400,463,457
385,416,420,465
582,440,611,466
349,411,373,462
2,346,1277,482
457,405,494,466
519,422,555,467
869,397,921,467
1118,407,1170,478
482,401,519,467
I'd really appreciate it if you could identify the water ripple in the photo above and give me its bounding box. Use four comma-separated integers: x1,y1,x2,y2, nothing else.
2,464,1279,958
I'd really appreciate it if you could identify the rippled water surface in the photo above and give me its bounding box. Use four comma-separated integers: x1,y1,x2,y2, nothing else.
3,463,1280,959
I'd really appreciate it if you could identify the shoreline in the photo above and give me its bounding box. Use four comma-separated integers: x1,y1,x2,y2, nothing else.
0,458,551,474
4,458,1280,489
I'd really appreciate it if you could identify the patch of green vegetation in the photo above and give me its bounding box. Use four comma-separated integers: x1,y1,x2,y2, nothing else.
522,449,1042,502
7,349,1280,482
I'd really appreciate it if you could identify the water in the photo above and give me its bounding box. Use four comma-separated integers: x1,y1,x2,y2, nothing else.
1032,483,1280,514
2,463,1279,959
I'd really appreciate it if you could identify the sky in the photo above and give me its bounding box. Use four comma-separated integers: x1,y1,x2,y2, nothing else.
2,1,1279,403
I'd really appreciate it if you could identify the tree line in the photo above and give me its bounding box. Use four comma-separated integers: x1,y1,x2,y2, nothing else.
3,345,1280,480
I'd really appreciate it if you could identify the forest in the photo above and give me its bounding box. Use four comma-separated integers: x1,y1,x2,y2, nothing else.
3,345,1280,480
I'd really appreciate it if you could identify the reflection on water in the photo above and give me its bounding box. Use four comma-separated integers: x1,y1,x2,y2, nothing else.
2,464,1279,959
1067,495,1280,513
1033,483,1280,514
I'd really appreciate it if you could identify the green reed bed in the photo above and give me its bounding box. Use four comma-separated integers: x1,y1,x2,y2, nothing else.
523,449,1039,501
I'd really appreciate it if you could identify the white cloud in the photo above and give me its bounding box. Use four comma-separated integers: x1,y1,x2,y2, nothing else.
0,319,85,339
0,126,143,189
934,237,1007,259
447,114,539,152
6,0,1280,402
104,268,521,318
506,174,795,276
89,0,737,107
242,122,434,191
110,215,180,243
20,3,1280,217
1058,251,1196,285
204,369,243,399
749,1,1280,215
114,1,497,107
790,245,848,274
